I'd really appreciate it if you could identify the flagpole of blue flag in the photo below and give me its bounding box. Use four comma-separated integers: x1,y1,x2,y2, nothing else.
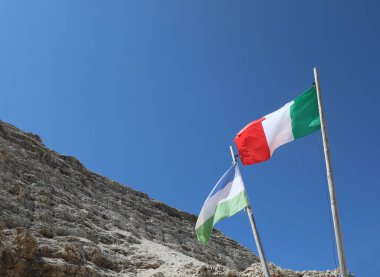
229,146,270,277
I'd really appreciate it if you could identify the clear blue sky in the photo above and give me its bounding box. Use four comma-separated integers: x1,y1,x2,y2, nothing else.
0,1,378,276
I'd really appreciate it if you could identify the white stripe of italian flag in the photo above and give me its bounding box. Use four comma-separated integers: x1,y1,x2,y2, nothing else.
234,86,321,165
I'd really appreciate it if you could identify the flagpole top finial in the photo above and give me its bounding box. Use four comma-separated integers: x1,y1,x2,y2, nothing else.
229,145,238,164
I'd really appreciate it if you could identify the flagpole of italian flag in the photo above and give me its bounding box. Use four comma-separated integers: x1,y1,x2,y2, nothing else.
314,67,348,277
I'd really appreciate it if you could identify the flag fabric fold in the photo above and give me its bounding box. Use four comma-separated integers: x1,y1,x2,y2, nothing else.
195,164,249,246
234,86,321,166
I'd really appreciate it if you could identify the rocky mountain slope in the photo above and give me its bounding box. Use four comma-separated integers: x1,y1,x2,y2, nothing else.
0,120,336,276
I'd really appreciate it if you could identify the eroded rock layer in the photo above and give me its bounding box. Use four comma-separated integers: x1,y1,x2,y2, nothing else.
0,121,258,276
0,121,338,277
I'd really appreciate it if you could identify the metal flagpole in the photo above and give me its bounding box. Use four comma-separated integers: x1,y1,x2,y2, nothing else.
313,67,348,277
229,146,271,277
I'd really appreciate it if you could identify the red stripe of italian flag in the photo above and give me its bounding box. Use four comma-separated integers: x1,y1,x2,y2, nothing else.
234,86,321,166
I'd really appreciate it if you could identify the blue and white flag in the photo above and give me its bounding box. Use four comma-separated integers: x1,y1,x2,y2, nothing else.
195,163,249,245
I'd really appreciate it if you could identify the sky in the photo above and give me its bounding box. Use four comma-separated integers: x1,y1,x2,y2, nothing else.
0,1,379,276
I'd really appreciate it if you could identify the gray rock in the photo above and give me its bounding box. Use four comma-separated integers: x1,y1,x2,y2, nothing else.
0,120,257,276
0,120,339,276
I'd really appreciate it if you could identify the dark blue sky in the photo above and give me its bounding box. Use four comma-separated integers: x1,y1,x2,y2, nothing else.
1,1,379,275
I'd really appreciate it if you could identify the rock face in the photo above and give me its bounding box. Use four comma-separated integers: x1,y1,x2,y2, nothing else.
0,121,337,276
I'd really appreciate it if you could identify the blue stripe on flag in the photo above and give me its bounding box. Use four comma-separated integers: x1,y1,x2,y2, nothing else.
207,164,237,199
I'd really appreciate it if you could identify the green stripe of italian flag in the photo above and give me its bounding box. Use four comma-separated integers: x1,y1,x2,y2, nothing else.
234,86,321,166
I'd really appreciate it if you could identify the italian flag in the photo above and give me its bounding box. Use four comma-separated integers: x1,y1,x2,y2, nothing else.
234,86,321,166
